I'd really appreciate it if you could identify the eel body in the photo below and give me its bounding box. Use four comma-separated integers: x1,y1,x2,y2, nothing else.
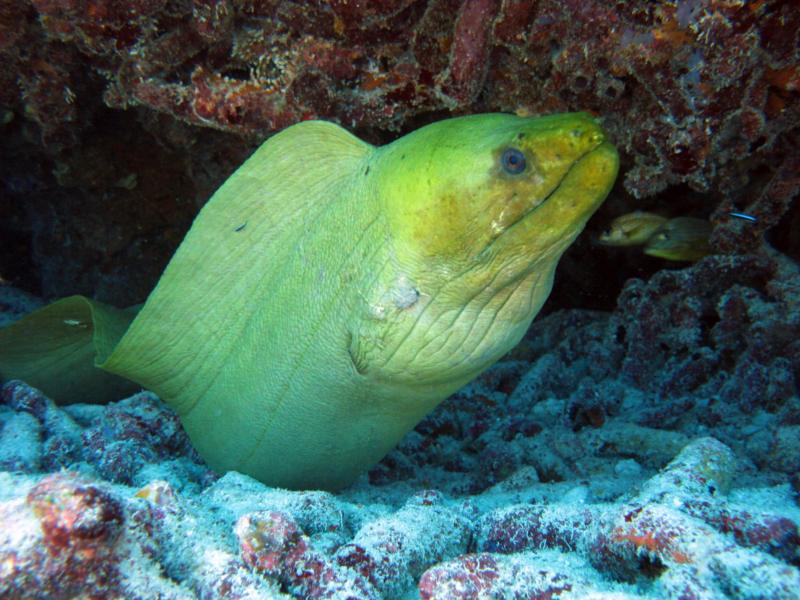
0,113,618,490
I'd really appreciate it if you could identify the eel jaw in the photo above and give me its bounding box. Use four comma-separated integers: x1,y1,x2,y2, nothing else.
491,139,620,268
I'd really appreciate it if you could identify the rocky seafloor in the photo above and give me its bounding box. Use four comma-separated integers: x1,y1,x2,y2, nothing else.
1,248,799,599
3,0,799,308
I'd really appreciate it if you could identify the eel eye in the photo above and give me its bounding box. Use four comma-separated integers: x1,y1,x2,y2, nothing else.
501,148,526,175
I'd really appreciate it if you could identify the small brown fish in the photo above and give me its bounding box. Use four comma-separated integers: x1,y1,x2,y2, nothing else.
643,217,712,261
598,211,668,246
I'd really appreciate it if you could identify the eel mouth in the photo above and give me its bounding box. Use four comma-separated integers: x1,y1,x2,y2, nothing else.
520,140,612,223
484,139,617,254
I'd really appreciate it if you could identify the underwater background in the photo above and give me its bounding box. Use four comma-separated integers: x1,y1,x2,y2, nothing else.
1,1,799,598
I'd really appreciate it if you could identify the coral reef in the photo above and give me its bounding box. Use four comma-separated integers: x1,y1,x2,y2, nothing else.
9,0,798,194
237,510,378,598
0,380,211,488
2,378,798,598
1,244,799,597
333,490,472,597
423,437,800,597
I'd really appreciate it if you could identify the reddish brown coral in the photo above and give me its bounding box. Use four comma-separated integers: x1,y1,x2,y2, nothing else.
236,510,379,598
8,0,798,193
418,553,500,599
418,553,579,599
22,473,125,596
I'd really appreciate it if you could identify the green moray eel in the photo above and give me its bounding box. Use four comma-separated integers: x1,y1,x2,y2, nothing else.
0,113,618,490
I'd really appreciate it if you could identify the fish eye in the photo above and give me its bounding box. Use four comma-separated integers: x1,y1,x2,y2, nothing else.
500,148,526,175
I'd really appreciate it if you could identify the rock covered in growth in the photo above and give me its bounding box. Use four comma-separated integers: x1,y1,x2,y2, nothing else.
476,503,605,556
26,474,126,594
0,411,41,472
470,436,800,597
638,436,738,501
4,0,796,200
0,380,210,487
80,392,197,484
237,510,378,599
0,348,799,598
418,551,615,600
0,471,287,599
333,490,472,597
0,472,148,599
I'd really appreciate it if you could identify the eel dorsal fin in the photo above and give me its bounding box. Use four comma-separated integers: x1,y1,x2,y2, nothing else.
102,121,373,407
96,121,377,483
0,296,139,404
